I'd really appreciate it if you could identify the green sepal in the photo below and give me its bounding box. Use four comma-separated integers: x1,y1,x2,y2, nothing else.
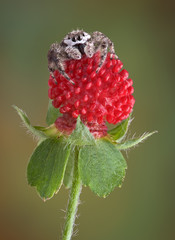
68,117,95,146
13,105,47,140
116,131,157,150
13,105,62,139
46,99,61,125
107,116,130,142
27,138,71,201
63,146,75,188
34,124,62,138
79,139,127,197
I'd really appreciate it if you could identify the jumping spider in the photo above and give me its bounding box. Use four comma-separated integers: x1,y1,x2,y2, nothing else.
48,30,118,84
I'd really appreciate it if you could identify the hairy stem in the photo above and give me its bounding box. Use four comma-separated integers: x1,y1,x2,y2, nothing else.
62,147,82,240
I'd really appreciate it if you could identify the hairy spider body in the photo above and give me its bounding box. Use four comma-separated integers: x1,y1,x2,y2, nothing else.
48,30,117,84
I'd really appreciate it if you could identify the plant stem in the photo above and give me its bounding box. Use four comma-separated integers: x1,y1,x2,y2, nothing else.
62,147,82,240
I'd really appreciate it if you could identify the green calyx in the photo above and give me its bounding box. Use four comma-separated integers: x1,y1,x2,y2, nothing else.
14,104,156,200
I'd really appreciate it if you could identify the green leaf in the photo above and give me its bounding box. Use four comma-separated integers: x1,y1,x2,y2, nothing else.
63,147,75,188
107,117,130,141
68,117,95,146
27,138,71,200
79,139,127,197
116,131,157,150
46,99,61,125
13,105,47,139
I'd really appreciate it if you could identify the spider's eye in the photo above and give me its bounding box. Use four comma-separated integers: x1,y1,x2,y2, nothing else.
72,37,76,42
68,37,70,39
82,33,85,36
77,36,81,40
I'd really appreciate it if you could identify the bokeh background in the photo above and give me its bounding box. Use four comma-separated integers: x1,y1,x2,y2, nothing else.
1,0,175,239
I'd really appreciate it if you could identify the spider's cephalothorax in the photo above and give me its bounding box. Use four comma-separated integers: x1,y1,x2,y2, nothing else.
47,30,118,84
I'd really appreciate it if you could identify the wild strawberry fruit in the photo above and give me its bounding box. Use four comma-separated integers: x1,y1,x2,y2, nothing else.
48,52,135,137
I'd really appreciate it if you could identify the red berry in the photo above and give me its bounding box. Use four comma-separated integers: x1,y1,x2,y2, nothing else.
48,52,135,138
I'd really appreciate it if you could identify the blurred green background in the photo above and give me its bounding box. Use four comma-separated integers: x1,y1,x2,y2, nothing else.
1,0,174,239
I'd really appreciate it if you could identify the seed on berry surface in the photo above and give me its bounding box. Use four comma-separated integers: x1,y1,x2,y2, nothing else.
120,113,129,121
59,82,67,90
128,95,135,106
60,75,67,82
48,78,56,87
87,113,93,122
74,100,80,109
54,70,59,78
127,78,133,87
97,116,104,124
112,58,117,65
106,114,114,124
111,81,118,88
95,92,100,99
104,73,111,82
122,81,129,90
116,59,123,66
82,76,88,83
88,58,93,65
69,63,76,71
99,68,106,77
96,78,102,87
106,105,113,113
118,86,125,96
86,82,92,90
60,106,67,114
83,95,89,102
115,101,122,109
87,64,93,73
106,60,112,68
120,69,129,80
81,108,87,115
114,110,122,118
89,102,96,111
52,99,62,108
120,96,128,105
127,86,134,95
65,104,72,112
121,105,131,113
76,62,82,69
76,68,82,76
48,88,54,99
90,71,96,80
114,74,121,82
74,87,81,94
113,65,121,73
72,110,79,118
65,91,72,99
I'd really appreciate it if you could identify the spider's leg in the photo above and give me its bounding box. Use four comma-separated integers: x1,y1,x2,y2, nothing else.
91,32,110,72
55,60,75,85
92,31,118,60
84,41,95,58
108,41,118,59
48,67,57,84
95,40,108,73
65,46,81,60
